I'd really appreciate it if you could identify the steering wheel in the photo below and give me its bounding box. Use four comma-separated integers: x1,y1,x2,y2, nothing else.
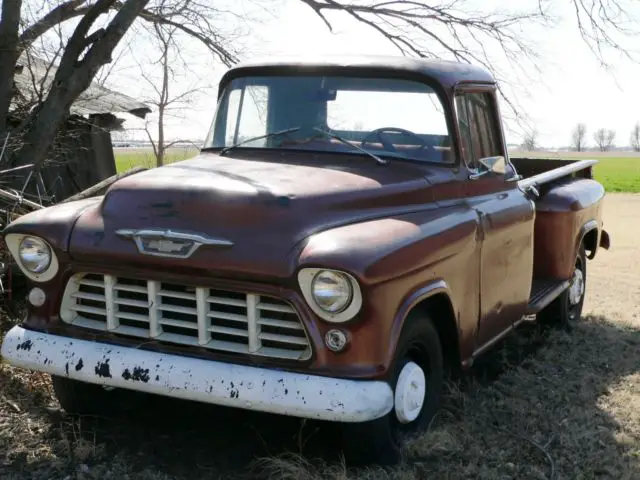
361,127,428,152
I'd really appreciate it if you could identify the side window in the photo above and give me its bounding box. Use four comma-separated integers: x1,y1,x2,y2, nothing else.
455,92,502,170
455,96,474,165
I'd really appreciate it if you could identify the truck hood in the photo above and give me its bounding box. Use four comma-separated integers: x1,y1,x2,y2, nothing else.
69,151,443,279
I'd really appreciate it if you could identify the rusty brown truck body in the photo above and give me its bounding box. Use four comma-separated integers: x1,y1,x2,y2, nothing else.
0,56,610,464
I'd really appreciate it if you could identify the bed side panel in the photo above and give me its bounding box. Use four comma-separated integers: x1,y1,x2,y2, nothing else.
533,178,605,279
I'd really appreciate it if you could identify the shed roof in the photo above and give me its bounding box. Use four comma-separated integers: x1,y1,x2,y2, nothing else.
14,54,151,119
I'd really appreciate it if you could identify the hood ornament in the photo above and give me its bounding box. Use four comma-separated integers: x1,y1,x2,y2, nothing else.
116,229,233,259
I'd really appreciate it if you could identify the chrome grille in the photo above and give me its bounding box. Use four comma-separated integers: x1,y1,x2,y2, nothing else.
60,273,311,361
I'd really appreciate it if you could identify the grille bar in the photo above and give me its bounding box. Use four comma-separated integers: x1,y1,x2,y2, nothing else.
61,273,312,361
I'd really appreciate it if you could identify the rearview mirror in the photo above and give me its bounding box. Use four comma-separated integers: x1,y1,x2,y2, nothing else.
479,155,506,174
470,155,506,179
310,88,337,102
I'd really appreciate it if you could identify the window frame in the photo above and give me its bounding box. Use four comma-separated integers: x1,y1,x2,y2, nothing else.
452,84,508,174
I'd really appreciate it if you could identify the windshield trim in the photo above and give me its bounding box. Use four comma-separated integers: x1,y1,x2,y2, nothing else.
200,145,456,168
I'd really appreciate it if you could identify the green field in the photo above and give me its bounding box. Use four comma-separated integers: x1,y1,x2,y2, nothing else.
589,157,640,192
115,149,640,193
115,148,199,172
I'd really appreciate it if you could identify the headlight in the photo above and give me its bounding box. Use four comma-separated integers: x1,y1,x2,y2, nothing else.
311,270,353,313
18,236,52,273
298,268,363,323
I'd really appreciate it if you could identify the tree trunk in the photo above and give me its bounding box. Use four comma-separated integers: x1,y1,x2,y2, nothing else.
157,106,165,167
0,0,23,133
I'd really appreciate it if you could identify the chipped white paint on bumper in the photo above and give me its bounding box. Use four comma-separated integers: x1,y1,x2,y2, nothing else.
0,326,393,422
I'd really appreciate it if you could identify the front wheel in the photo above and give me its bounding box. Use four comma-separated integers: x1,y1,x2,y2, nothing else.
340,313,444,466
538,245,587,331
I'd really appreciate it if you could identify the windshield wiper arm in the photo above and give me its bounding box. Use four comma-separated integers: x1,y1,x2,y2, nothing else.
312,127,388,165
219,127,301,156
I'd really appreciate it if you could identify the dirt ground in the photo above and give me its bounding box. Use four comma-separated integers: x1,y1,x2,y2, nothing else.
0,194,638,480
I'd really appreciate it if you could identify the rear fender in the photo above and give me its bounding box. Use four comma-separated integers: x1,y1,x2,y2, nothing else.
577,219,602,260
532,178,605,279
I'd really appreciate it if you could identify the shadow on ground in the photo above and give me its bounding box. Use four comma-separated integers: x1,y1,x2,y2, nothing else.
1,315,638,479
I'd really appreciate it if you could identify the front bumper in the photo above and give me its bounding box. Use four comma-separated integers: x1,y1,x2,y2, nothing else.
0,326,393,423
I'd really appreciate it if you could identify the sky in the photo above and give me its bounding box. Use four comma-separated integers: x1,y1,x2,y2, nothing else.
108,0,640,149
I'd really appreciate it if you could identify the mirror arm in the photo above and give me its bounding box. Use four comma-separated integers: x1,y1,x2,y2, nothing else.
469,168,489,180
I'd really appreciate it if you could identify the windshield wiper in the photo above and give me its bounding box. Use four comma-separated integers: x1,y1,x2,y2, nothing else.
218,127,301,156
312,127,388,165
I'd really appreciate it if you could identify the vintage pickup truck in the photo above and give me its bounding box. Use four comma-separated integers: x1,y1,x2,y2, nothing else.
1,56,610,464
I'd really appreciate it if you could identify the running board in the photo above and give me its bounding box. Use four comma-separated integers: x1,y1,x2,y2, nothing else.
526,279,570,314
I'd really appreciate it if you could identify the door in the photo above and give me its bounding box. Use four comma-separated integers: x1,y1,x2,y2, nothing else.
454,89,535,349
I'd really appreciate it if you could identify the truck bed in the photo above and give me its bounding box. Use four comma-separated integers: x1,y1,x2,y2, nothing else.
510,157,597,188
509,156,606,313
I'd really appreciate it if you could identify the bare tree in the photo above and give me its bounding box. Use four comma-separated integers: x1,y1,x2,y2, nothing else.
138,23,204,166
0,0,240,171
571,123,588,152
11,0,152,171
631,122,640,152
593,128,616,152
521,129,538,151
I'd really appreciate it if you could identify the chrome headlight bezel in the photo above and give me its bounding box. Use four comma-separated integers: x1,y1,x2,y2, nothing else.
297,268,362,323
4,233,59,282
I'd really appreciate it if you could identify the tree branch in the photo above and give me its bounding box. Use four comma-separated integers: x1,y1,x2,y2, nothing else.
297,0,638,132
135,6,238,66
19,1,90,53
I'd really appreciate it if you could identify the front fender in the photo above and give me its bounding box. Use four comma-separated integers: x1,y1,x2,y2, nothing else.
297,205,479,287
295,204,480,376
2,197,103,252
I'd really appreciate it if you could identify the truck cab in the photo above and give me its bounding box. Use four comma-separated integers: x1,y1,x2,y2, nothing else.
0,55,610,465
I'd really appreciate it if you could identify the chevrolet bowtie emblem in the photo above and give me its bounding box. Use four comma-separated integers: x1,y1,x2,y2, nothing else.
146,239,187,254
116,229,233,258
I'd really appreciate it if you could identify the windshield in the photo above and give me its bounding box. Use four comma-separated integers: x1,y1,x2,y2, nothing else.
203,75,452,163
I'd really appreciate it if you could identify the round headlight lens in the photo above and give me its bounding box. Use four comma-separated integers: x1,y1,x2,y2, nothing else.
311,270,353,313
18,236,51,274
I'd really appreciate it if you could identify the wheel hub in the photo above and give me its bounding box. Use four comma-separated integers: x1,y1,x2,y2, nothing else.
394,361,427,424
569,268,584,305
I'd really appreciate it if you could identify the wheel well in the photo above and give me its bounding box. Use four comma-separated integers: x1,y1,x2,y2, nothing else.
583,228,598,257
411,293,460,372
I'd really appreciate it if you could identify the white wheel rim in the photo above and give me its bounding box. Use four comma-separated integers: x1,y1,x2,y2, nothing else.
394,361,427,424
569,268,584,306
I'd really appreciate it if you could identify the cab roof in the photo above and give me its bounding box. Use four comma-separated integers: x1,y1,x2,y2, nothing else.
218,54,496,93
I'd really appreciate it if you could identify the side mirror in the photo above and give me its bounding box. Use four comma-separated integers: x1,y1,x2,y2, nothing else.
469,155,506,179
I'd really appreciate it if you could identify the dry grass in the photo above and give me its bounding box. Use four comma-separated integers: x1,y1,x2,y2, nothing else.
0,195,639,479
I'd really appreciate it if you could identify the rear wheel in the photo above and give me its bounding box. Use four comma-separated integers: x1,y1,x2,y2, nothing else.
340,313,444,466
538,244,587,331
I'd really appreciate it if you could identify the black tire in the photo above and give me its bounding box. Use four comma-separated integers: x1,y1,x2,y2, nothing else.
51,376,144,416
538,244,587,331
340,312,444,466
